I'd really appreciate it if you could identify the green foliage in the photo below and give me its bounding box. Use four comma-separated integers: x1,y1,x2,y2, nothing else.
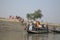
26,9,43,20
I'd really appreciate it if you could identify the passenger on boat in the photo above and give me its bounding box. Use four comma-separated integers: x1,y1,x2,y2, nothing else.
24,20,30,30
29,22,33,31
33,21,42,31
24,20,34,31
41,24,45,28
35,21,42,28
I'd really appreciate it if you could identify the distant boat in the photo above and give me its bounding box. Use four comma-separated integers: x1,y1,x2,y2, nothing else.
51,30,60,33
51,27,60,33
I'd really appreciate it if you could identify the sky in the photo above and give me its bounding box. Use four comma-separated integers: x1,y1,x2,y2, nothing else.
0,0,60,24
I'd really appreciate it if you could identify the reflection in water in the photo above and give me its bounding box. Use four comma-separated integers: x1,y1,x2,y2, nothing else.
0,30,60,40
24,33,49,40
23,33,60,40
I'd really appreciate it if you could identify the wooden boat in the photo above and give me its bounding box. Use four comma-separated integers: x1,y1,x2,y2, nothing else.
51,30,60,33
26,26,49,34
27,30,49,34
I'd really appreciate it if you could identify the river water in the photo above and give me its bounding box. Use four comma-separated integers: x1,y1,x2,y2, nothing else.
0,21,60,40
0,30,60,40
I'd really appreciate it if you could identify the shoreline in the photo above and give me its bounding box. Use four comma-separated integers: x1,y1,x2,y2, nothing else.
0,18,60,27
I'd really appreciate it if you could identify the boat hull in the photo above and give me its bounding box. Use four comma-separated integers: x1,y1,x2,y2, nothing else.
51,30,60,33
27,28,49,34
26,26,49,34
27,31,49,34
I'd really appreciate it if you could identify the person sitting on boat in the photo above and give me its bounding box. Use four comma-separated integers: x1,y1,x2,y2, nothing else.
35,21,42,28
41,24,45,28
33,21,42,31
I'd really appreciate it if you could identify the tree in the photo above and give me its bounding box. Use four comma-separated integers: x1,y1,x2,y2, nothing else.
26,13,31,20
33,9,43,19
26,9,43,20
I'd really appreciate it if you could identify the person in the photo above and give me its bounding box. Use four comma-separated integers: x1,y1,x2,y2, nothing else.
33,21,42,31
24,20,30,30
21,19,24,24
35,21,41,27
24,20,33,31
29,22,33,31
41,24,45,28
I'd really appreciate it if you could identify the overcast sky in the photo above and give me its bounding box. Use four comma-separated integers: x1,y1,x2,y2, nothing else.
0,0,60,24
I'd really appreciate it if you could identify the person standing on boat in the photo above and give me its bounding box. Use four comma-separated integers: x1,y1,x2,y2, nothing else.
24,20,30,30
29,21,33,31
24,20,33,31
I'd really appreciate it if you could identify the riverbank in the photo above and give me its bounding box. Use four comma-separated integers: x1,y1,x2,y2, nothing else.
0,18,60,27
0,19,27,40
0,19,26,32
0,18,19,22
